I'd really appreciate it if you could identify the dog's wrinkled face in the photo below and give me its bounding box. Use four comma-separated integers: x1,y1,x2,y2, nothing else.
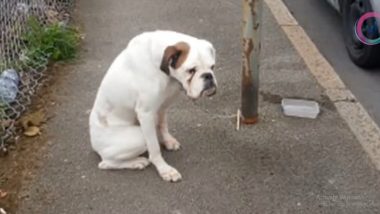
160,40,217,99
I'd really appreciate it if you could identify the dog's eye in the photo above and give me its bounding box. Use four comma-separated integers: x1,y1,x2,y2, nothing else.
211,65,215,70
188,68,197,74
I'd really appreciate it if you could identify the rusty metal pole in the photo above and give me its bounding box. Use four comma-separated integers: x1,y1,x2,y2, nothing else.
241,0,262,124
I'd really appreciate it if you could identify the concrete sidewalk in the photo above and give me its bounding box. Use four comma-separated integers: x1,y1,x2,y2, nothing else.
16,0,380,213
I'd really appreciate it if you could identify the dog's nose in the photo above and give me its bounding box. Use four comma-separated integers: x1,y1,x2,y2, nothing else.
202,73,216,91
202,73,213,81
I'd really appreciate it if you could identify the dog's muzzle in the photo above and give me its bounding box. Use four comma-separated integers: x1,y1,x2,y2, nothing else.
201,73,217,97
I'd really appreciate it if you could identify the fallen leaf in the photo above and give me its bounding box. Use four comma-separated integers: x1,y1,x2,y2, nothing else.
23,126,40,137
0,189,7,198
19,110,45,130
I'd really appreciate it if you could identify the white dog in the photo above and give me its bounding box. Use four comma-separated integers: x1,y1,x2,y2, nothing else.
89,31,217,182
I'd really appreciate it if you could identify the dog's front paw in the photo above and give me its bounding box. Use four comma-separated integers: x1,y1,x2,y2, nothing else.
162,137,181,151
158,166,182,182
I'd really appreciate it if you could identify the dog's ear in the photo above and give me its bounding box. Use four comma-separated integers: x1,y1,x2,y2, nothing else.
160,42,190,75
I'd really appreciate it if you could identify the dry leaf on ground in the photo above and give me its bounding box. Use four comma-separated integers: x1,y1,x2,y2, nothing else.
0,189,7,198
23,126,41,137
19,110,45,137
19,110,45,130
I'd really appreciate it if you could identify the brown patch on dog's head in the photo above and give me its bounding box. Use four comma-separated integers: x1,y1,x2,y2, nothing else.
160,42,190,74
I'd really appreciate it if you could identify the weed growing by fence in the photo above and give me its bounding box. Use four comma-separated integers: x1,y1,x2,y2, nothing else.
22,17,79,67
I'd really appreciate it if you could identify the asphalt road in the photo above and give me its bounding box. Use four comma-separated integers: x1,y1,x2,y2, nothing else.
283,0,380,126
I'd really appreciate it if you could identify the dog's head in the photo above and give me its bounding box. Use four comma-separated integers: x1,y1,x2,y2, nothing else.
160,40,217,99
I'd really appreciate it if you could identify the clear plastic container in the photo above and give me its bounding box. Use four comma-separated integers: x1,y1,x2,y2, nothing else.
281,98,320,119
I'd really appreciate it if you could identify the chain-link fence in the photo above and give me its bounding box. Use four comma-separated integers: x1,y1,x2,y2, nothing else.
0,0,74,150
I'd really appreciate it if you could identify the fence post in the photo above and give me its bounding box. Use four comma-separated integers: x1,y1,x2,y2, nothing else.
241,0,263,124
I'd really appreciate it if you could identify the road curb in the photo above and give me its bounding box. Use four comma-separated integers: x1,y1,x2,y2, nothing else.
265,0,380,170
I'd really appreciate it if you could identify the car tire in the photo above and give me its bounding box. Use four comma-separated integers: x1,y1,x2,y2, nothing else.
342,0,380,68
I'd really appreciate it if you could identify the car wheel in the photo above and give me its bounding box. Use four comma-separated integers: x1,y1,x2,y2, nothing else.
342,0,380,68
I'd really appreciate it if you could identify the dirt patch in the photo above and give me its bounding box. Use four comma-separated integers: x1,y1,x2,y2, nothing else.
0,132,49,213
0,63,70,214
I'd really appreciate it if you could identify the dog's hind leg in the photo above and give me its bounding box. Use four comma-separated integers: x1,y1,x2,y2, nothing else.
98,157,149,170
96,126,149,170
